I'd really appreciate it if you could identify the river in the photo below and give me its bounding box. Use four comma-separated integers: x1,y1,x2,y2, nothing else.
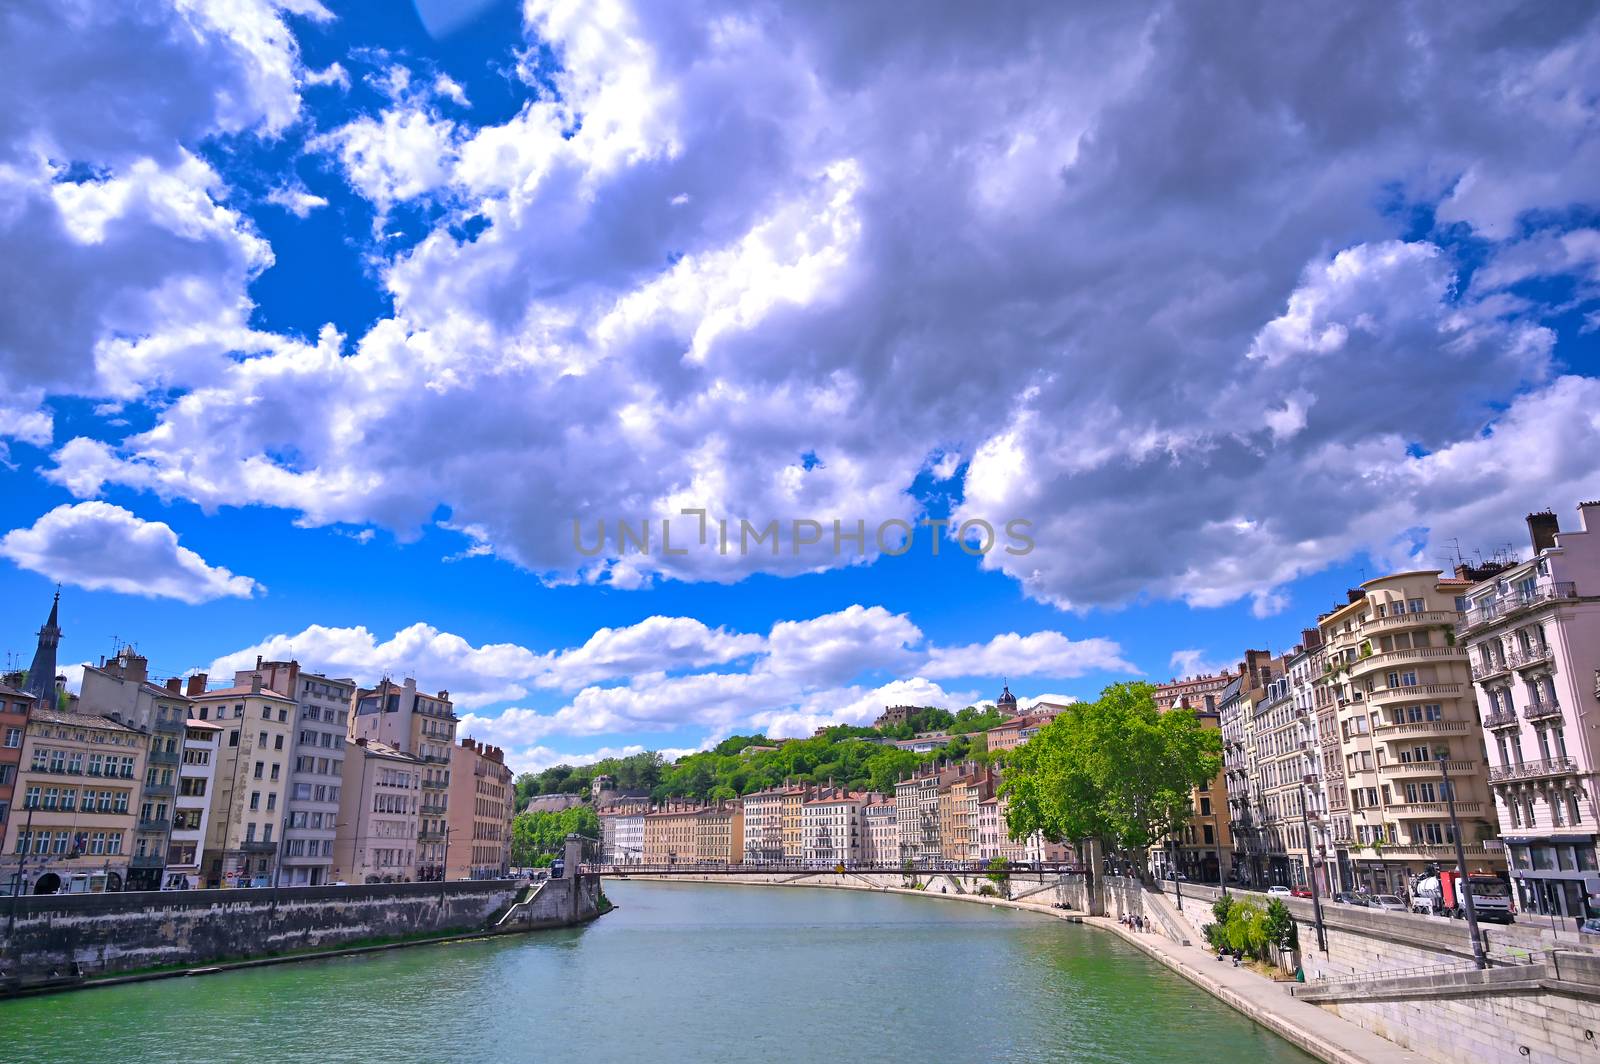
0,881,1315,1063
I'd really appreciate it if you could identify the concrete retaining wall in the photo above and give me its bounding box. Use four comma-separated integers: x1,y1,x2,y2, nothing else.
0,877,597,981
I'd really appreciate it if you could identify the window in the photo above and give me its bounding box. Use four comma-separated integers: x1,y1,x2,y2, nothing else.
253,761,264,780
249,791,261,811
2,728,19,749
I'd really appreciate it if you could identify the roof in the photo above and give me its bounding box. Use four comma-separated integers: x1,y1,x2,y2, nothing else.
29,707,140,733
351,739,418,763
192,684,296,704
183,719,223,732
0,682,36,700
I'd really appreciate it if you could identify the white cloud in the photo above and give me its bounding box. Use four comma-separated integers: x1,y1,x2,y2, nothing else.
0,502,261,604
264,185,330,218
1167,650,1231,680
924,631,1135,680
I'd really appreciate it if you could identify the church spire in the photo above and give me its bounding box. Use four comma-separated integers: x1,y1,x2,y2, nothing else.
996,677,1017,713
24,587,61,703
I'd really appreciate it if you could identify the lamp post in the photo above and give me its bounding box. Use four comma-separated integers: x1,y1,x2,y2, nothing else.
1438,754,1486,969
1167,833,1183,911
1298,776,1327,953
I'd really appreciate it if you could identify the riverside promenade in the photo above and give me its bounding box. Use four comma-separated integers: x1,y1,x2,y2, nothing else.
625,873,1424,1064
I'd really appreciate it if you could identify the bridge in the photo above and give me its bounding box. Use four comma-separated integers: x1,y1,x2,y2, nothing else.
578,861,1084,877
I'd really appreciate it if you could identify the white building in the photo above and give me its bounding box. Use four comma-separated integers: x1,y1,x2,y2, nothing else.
863,800,898,865
801,791,874,866
1465,504,1600,922
740,788,784,864
601,808,647,865
238,660,355,887
164,720,220,889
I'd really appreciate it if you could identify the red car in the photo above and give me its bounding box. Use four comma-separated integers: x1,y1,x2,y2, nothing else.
1290,887,1313,898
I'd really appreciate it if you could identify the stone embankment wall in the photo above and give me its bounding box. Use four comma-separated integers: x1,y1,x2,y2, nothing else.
1166,882,1600,1064
0,876,599,982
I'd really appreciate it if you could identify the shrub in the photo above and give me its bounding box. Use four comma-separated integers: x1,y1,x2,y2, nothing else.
1265,898,1298,951
1211,893,1234,925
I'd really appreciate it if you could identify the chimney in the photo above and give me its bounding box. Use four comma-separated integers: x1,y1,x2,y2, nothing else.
1527,510,1559,555
1301,628,1321,649
251,673,263,694
186,673,208,697
165,677,181,694
255,655,264,669
1346,587,1365,604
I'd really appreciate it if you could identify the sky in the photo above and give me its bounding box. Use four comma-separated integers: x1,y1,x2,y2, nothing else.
1,1,1598,775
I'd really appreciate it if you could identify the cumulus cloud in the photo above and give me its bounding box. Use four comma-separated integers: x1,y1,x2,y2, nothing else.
0,502,262,603
17,1,1600,618
923,631,1135,680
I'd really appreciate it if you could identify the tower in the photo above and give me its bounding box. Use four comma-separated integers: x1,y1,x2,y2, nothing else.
996,679,1017,715
24,588,61,702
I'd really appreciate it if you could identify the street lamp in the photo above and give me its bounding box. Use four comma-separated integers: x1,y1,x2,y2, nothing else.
1167,833,1183,911
1298,776,1327,953
1438,753,1486,970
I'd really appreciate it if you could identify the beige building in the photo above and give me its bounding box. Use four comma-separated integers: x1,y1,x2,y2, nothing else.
1317,571,1501,894
189,674,297,888
941,770,992,862
644,802,702,864
166,719,220,889
801,790,878,865
333,738,421,883
351,677,458,880
694,801,744,864
780,782,812,859
447,737,514,880
0,708,147,894
863,799,897,865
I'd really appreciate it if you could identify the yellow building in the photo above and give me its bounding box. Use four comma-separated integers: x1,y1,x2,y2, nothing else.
1153,672,1234,884
446,737,514,880
693,801,744,864
190,675,298,887
644,802,702,864
0,708,147,894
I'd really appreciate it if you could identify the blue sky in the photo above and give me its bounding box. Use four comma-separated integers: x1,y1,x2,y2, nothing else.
1,1,1597,773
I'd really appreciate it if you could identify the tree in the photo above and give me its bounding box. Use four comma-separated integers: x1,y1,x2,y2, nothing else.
1001,681,1222,868
985,856,1011,898
510,805,599,867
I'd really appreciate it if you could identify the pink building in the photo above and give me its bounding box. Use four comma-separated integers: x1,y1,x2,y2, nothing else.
1464,503,1600,922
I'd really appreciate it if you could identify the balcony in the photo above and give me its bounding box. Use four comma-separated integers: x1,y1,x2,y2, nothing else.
136,818,171,834
1392,760,1476,776
1487,757,1577,783
1463,581,1579,632
1389,801,1484,818
1369,682,1463,705
420,803,448,816
1482,708,1519,729
421,777,447,790
129,853,165,868
1522,700,1562,722
1350,646,1464,679
1470,658,1510,682
1507,644,1554,671
238,840,277,853
148,748,181,765
142,781,175,798
1377,720,1470,739
418,829,445,842
1363,609,1460,634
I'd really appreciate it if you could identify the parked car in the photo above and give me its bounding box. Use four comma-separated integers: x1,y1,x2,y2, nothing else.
1164,871,1188,881
1266,885,1292,897
1290,887,1313,898
1578,917,1600,936
1367,894,1407,912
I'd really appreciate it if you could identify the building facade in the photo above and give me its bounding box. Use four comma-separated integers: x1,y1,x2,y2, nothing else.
447,737,514,880
333,738,421,882
1465,505,1600,921
0,708,146,894
1153,670,1236,884
190,675,297,888
0,682,34,835
863,799,897,865
351,678,458,881
694,801,744,864
643,802,702,864
165,720,220,889
740,787,784,863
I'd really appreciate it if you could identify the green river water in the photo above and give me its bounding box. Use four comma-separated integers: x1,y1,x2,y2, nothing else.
0,880,1316,1063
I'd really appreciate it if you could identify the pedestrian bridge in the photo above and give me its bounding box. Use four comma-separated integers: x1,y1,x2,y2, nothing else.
579,861,1083,877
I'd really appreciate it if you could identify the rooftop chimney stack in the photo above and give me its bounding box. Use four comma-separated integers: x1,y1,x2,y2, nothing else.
186,673,208,697
1527,510,1560,555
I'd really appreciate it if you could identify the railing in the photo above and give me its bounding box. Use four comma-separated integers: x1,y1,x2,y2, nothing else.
1370,682,1462,703
128,853,165,868
1488,757,1577,783
1389,801,1483,817
1351,646,1463,676
421,777,447,789
136,818,171,833
1522,700,1562,722
1363,610,1460,634
420,803,447,816
1463,581,1579,632
1392,760,1475,775
1507,644,1553,670
1470,658,1509,681
1311,958,1485,989
148,748,181,765
1482,708,1519,729
1377,720,1469,737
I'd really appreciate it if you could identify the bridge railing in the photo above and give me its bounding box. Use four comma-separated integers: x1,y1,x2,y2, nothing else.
579,861,1086,876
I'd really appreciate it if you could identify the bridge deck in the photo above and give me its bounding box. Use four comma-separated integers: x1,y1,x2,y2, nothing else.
581,863,1083,876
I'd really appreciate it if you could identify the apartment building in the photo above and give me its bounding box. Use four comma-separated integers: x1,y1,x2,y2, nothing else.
334,738,422,882
240,659,354,887
1318,571,1500,895
1250,638,1330,891
1465,504,1600,922
801,790,874,865
643,802,702,864
351,678,458,881
740,787,785,863
165,720,220,889
189,674,297,888
447,738,514,880
863,798,897,865
780,782,811,859
941,770,991,863
0,707,146,894
694,801,744,864
0,681,34,833
78,649,194,891
1221,651,1279,886
1154,671,1235,884
895,763,962,865
611,808,646,865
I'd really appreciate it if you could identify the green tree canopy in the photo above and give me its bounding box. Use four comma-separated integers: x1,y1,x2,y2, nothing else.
511,805,600,867
1001,681,1222,856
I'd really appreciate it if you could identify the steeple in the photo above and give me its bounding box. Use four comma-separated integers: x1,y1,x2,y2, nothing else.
996,677,1017,714
24,587,61,703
